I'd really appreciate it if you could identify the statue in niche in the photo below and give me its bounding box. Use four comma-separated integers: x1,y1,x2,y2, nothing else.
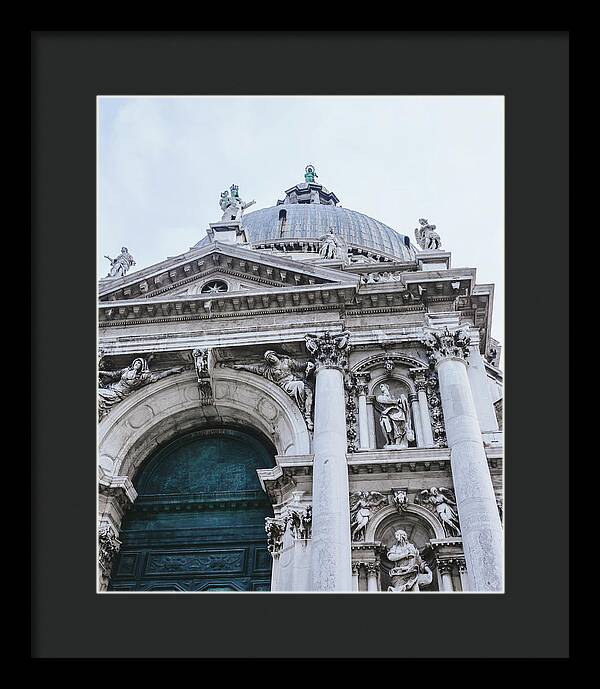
230,351,315,430
219,184,255,222
98,356,184,421
104,247,136,278
414,218,442,250
349,491,387,541
416,487,461,537
386,529,433,592
374,383,415,448
319,228,348,261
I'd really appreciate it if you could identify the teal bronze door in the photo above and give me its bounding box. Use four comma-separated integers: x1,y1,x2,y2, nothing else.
109,428,276,592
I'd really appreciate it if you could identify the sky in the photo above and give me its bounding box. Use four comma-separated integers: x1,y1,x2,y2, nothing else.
98,96,504,355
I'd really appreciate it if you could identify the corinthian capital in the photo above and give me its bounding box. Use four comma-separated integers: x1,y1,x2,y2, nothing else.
422,327,471,366
305,331,350,371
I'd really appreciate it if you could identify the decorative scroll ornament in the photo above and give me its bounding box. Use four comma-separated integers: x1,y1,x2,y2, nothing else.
414,218,442,250
285,505,312,540
386,529,433,592
265,517,286,557
415,487,461,537
392,488,408,512
422,327,471,366
98,524,122,582
219,184,255,222
230,351,315,431
305,331,350,372
104,246,136,278
349,491,387,542
192,347,214,405
344,373,358,453
98,356,184,421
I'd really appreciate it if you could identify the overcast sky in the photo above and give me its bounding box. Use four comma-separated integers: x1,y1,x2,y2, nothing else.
98,96,504,352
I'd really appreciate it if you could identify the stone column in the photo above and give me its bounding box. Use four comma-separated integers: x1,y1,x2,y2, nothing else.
98,475,137,591
437,559,454,592
366,562,379,591
408,393,423,447
352,562,361,591
458,559,470,592
411,370,435,447
423,328,503,592
306,331,353,591
356,374,371,450
466,338,499,433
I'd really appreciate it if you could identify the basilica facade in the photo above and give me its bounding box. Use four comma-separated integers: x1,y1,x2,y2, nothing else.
98,167,504,593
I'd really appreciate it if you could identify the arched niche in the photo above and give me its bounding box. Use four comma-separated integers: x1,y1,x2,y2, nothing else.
98,368,311,483
369,505,443,592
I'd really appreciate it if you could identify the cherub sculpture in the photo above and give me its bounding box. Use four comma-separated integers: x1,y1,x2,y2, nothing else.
416,487,461,537
349,491,387,541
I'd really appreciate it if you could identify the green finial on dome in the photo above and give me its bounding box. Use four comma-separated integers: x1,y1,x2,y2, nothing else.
304,164,317,184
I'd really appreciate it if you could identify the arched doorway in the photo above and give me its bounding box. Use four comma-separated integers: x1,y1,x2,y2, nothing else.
109,427,276,592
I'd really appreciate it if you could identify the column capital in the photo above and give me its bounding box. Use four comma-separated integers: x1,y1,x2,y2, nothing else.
352,561,363,575
436,558,454,575
98,522,122,587
365,562,380,576
305,331,350,372
410,368,429,392
422,327,472,367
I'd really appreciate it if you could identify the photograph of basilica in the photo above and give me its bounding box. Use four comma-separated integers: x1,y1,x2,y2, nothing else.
98,106,504,594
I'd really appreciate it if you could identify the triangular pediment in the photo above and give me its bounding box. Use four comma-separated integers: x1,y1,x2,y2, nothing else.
99,241,356,302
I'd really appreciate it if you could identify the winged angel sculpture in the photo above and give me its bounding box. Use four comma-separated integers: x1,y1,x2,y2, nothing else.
349,491,387,542
416,487,461,537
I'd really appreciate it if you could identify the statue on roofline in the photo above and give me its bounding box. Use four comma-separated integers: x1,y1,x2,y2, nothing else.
219,184,255,222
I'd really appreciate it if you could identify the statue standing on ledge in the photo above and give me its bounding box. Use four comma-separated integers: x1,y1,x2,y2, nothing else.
414,218,442,250
230,351,315,430
374,383,414,448
219,184,255,222
98,356,184,420
104,247,136,278
386,529,433,592
319,228,347,261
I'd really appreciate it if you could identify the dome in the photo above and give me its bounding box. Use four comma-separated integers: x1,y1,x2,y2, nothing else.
196,171,417,262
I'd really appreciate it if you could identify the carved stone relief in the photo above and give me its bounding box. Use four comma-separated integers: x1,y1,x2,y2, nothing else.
415,487,461,538
349,491,387,542
98,523,122,587
265,517,286,557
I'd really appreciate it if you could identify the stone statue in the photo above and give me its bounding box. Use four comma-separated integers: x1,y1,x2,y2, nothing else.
349,491,387,541
416,487,461,537
104,247,136,278
231,351,315,430
219,184,255,222
98,356,184,420
414,218,442,250
374,383,414,448
319,228,347,261
386,529,433,592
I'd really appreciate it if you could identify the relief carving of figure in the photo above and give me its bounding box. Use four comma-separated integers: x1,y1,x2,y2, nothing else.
104,246,136,278
219,184,255,222
416,487,461,537
386,529,433,592
349,491,387,541
231,351,315,430
374,383,414,448
98,356,184,421
414,218,442,250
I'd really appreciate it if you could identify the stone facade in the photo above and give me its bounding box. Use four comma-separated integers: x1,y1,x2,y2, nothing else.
98,171,503,592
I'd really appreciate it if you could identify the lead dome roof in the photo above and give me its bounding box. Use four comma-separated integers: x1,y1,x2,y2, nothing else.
196,175,417,261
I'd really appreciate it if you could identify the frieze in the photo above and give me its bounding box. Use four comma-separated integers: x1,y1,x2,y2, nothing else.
146,550,245,574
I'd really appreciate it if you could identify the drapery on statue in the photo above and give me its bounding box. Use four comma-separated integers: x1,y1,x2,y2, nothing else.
98,356,184,421
230,351,315,430
416,487,461,537
219,184,255,222
104,247,136,278
386,529,433,592
374,383,414,448
318,228,348,260
414,218,442,250
349,491,387,541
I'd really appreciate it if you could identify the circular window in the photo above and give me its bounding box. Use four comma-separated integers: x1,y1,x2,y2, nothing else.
200,279,228,294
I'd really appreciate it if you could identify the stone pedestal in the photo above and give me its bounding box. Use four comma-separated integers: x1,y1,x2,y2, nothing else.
307,332,353,592
431,345,503,591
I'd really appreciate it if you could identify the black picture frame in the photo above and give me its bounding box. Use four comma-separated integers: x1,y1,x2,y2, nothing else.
31,30,570,659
